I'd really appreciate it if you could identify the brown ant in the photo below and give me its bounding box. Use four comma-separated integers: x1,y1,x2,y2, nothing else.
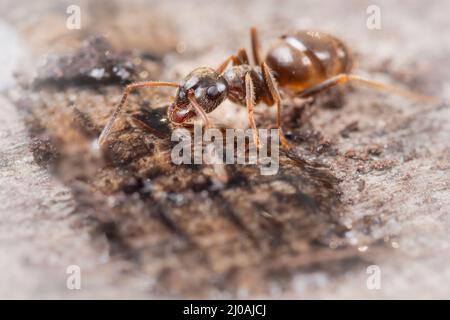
98,27,434,149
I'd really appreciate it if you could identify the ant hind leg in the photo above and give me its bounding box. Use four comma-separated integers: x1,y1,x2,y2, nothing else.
298,74,437,103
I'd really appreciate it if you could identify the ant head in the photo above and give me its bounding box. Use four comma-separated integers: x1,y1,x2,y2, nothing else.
168,67,229,124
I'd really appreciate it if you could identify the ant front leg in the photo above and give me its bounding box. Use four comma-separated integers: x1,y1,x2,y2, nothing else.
187,90,228,184
261,62,291,150
187,90,212,128
98,81,178,146
244,73,261,148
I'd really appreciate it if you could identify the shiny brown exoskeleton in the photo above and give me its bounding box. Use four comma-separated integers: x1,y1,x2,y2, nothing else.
98,27,432,148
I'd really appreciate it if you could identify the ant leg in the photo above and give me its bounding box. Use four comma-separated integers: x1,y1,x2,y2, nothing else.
237,48,250,64
187,90,212,128
187,91,228,183
244,73,261,148
98,81,178,146
216,56,240,74
298,74,437,103
261,62,291,149
216,48,249,74
250,27,262,66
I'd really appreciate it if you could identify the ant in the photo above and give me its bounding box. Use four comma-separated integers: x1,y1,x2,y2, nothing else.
98,27,434,149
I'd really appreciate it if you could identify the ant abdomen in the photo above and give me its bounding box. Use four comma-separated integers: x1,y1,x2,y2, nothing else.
265,31,352,91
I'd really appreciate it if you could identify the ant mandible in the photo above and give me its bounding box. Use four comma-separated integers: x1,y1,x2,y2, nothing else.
98,27,433,149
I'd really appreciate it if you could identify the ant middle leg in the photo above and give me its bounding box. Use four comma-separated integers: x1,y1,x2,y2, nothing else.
98,81,178,146
216,48,250,74
237,48,250,65
261,62,291,149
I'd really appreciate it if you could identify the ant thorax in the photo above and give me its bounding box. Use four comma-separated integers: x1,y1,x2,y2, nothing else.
223,65,269,106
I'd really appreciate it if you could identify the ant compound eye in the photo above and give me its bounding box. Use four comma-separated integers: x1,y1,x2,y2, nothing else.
178,89,186,100
206,86,220,98
206,82,226,99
